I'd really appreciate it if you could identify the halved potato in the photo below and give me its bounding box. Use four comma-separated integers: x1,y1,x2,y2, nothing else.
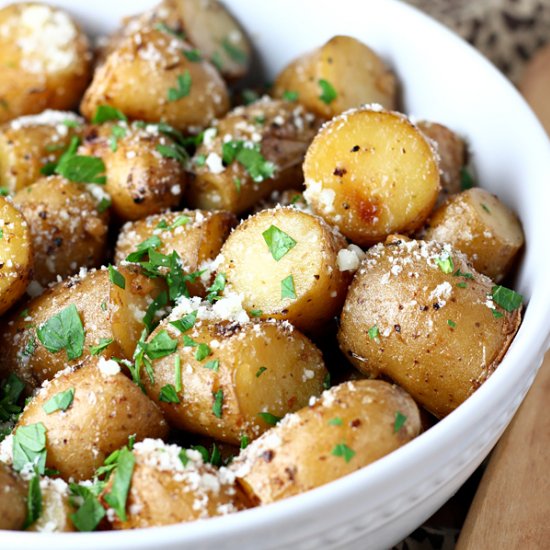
219,207,352,332
273,35,396,119
0,196,33,316
303,107,440,246
424,188,524,282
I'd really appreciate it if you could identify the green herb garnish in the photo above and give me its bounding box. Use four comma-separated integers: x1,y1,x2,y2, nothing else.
170,310,198,333
159,384,180,403
90,337,114,356
331,442,355,462
222,140,275,182
167,71,192,101
204,359,219,371
92,105,127,124
491,285,523,312
282,90,299,102
281,274,296,299
256,366,267,378
36,304,84,361
318,79,337,104
103,447,135,522
258,412,281,426
108,265,126,289
368,325,380,340
435,254,454,274
262,225,297,261
212,389,224,418
12,423,47,474
43,388,74,414
394,411,407,433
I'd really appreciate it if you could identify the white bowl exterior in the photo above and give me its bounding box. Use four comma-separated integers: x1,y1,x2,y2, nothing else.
2,0,550,549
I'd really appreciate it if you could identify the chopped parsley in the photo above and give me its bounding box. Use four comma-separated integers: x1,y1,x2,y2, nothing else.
212,389,224,418
328,417,343,426
92,105,127,124
206,272,226,303
42,388,74,414
234,177,242,192
0,374,25,440
331,442,355,463
109,124,127,152
108,265,126,289
318,79,337,104
12,423,47,474
222,37,247,64
492,309,504,319
170,310,198,333
257,412,281,426
256,366,267,378
194,154,207,166
141,330,178,359
103,447,135,522
282,90,299,102
211,51,224,71
97,196,111,213
89,337,114,356
394,411,407,433
249,309,262,317
53,136,106,184
167,70,192,101
491,285,523,312
240,435,250,449
456,282,467,289
453,269,474,279
0,187,9,196
156,143,189,165
183,48,202,62
69,484,105,532
222,140,275,182
155,22,185,40
447,319,456,328
481,203,491,214
142,291,168,334
281,274,296,299
241,89,259,105
204,359,219,371
460,167,475,190
36,304,84,361
435,254,454,274
159,384,180,403
262,225,297,261
195,342,212,361
23,473,42,529
323,372,331,390
368,325,380,340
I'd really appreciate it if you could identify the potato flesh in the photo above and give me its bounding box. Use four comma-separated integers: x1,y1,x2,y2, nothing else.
0,462,27,530
219,207,351,332
424,188,524,282
13,176,109,286
17,360,168,481
0,266,165,389
303,108,440,246
234,380,420,504
80,28,229,131
0,196,32,316
144,319,327,444
188,98,320,214
273,35,396,119
337,239,521,418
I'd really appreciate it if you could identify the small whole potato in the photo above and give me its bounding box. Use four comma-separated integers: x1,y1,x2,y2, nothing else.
187,97,320,214
79,122,186,221
338,238,522,417
424,188,524,282
0,461,27,530
0,110,83,193
144,310,327,445
0,3,92,123
273,35,397,119
0,195,33,316
0,265,166,389
16,358,168,481
303,107,440,246
232,379,421,504
13,176,109,286
80,27,229,131
102,438,246,529
219,207,352,333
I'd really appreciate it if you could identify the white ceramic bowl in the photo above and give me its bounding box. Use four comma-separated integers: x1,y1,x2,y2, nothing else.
2,1,550,548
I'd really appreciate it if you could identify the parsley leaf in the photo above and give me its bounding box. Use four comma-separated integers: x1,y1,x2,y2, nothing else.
69,484,105,532
394,411,407,433
89,337,114,356
12,423,47,474
328,417,343,426
222,140,275,182
109,124,127,152
318,79,337,104
331,442,355,462
262,225,297,261
240,435,250,449
241,89,259,105
142,291,168,335
167,71,192,101
108,265,126,289
257,412,281,426
249,309,262,317
23,473,42,529
55,153,106,185
141,330,178,359
36,304,85,361
212,389,224,418
256,366,267,378
204,359,219,371
435,254,454,274
460,167,475,190
206,273,226,303
170,310,198,333
282,90,299,101
159,384,180,403
156,143,189,166
43,388,74,414
0,374,25,434
222,38,247,64
183,48,202,62
492,309,504,319
281,275,296,299
155,22,185,40
491,285,523,312
103,447,135,522
195,342,212,361
92,105,127,124
368,325,380,340
447,319,456,328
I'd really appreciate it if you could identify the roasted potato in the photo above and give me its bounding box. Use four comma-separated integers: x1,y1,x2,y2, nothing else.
28,477,74,532
115,209,237,275
338,239,522,418
0,110,83,193
78,122,186,221
103,439,245,528
144,312,327,445
273,35,397,119
0,3,92,123
424,188,524,282
219,207,352,333
303,107,440,247
0,195,33,316
187,97,320,214
0,265,166,390
80,27,229,131
16,358,168,481
417,121,467,202
13,176,109,286
233,380,421,504
0,461,27,530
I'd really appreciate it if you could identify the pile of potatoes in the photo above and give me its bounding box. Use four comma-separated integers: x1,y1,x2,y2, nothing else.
0,0,524,534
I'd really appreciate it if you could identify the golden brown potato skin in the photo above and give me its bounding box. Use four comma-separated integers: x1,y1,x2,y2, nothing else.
0,3,92,123
273,35,396,119
103,441,245,529
187,98,320,214
80,28,229,131
233,380,421,504
0,196,33,316
219,207,352,333
79,122,186,221
417,121,467,202
0,111,83,193
13,176,109,286
0,266,166,390
303,108,440,246
424,188,524,282
338,239,521,418
27,478,74,532
144,318,327,445
17,359,168,481
0,461,27,530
